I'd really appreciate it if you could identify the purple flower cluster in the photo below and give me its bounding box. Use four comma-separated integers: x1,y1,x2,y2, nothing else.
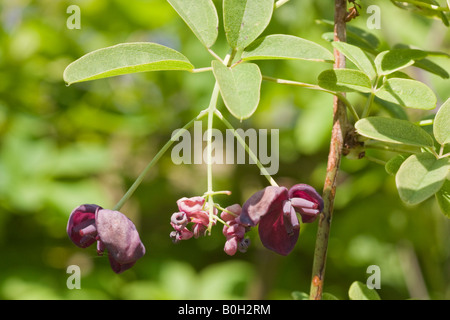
169,184,323,257
170,196,216,243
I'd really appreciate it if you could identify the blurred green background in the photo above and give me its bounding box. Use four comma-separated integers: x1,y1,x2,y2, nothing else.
0,0,449,300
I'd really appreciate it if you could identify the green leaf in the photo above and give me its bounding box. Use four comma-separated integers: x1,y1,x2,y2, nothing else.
348,281,381,300
436,179,450,218
332,42,377,80
373,96,408,120
322,292,339,300
212,61,262,120
396,153,450,205
375,78,437,110
375,49,427,75
223,0,274,50
291,291,309,300
318,69,372,93
319,20,380,53
385,154,408,176
167,0,219,48
434,97,450,145
355,117,434,147
414,58,449,79
242,34,334,62
63,42,194,85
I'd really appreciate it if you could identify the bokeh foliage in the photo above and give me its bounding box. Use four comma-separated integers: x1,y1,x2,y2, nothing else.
0,0,449,299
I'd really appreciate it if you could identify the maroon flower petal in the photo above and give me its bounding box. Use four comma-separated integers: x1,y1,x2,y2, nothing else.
108,255,137,274
240,186,289,226
67,204,102,248
282,201,300,236
95,209,145,268
288,184,324,223
258,203,299,256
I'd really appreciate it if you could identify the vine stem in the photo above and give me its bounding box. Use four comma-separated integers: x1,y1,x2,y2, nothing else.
309,0,348,300
112,113,206,211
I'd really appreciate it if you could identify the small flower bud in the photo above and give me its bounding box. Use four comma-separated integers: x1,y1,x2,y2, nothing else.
238,238,251,253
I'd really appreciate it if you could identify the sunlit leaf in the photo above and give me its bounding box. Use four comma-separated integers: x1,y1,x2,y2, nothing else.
375,49,427,75
64,42,194,85
323,292,339,300
167,0,219,48
355,117,434,147
332,42,377,80
433,97,450,145
318,69,372,93
375,78,437,110
212,61,261,120
242,34,334,62
291,291,309,300
349,281,381,300
385,154,408,176
223,0,274,50
396,153,450,205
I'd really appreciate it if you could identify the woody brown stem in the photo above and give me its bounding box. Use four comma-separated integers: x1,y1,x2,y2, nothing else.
309,0,347,300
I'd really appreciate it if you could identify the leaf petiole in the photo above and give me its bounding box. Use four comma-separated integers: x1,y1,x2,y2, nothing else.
262,75,359,121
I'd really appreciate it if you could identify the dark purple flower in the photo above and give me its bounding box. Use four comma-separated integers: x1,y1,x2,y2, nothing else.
67,204,145,274
240,184,323,256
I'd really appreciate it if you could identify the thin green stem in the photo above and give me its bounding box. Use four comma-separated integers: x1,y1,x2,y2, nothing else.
262,75,319,89
205,82,221,234
361,92,375,119
192,67,213,73
365,155,387,166
262,75,359,121
211,213,230,227
214,110,279,187
415,119,434,127
203,190,232,197
204,51,236,234
113,112,206,211
364,143,420,154
214,203,238,217
208,48,224,63
425,146,440,159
